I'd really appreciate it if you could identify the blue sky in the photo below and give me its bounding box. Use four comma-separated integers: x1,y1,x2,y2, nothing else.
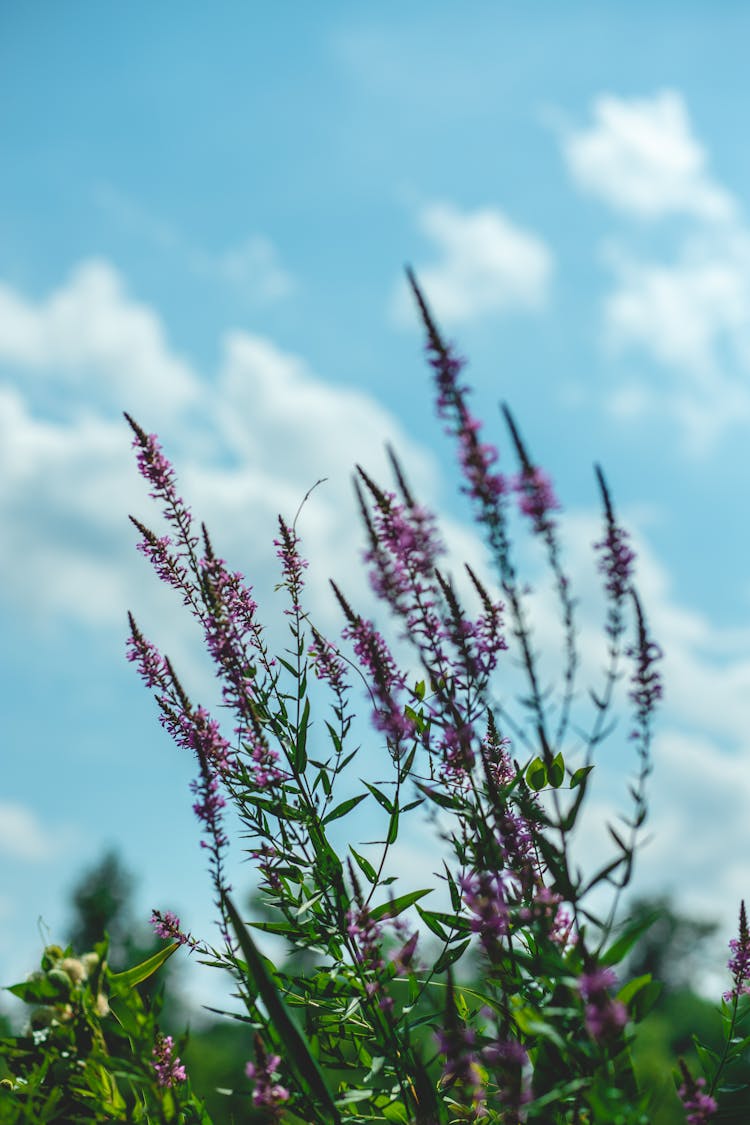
3,3,750,1008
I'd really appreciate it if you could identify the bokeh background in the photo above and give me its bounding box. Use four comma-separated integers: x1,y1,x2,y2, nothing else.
2,3,750,1012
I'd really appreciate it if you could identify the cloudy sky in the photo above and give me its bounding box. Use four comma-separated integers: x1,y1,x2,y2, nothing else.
3,3,750,1008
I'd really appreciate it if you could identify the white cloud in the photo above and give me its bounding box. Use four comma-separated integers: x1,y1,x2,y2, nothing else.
560,90,735,221
0,261,445,648
556,90,750,451
0,802,73,862
0,260,200,417
392,202,552,326
604,235,750,375
602,232,750,451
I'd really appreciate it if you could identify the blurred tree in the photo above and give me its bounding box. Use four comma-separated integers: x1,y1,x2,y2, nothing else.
624,894,718,994
64,847,186,1026
65,848,137,968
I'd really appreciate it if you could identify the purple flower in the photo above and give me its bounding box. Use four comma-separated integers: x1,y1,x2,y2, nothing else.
190,770,228,851
481,1037,532,1120
594,468,636,605
512,465,560,534
125,414,198,556
677,1060,717,1124
361,480,444,614
435,1022,485,1111
333,584,414,751
126,613,170,691
723,899,750,1002
274,516,308,615
627,594,663,734
389,930,419,975
461,870,510,953
309,630,349,697
152,1033,187,1088
150,909,191,947
407,273,507,520
246,1039,290,1115
578,967,628,1041
247,732,285,790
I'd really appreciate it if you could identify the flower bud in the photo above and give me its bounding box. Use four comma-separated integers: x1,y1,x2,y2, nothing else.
81,952,99,977
58,957,87,985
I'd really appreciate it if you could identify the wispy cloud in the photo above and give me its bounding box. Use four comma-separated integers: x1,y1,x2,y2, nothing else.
559,90,735,222
0,802,75,862
391,202,552,326
92,182,295,305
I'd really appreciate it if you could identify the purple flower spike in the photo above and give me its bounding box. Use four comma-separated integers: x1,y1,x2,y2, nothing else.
152,1033,187,1088
594,466,636,604
274,516,308,615
724,899,750,1002
246,1037,290,1116
512,465,560,535
677,1059,718,1124
578,967,628,1041
407,272,507,520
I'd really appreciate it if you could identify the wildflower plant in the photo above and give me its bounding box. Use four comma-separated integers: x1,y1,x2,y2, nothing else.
0,938,208,1123
7,272,745,1121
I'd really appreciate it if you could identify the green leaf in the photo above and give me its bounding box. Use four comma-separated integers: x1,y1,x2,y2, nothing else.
413,680,426,701
525,756,547,792
109,942,179,992
223,893,342,1123
433,938,471,973
570,765,593,789
623,977,662,1021
444,862,461,912
294,696,311,772
370,888,432,922
350,846,377,884
322,792,368,825
692,1038,720,1077
548,751,565,789
414,780,460,810
386,807,399,844
601,910,661,967
362,781,393,814
416,905,448,941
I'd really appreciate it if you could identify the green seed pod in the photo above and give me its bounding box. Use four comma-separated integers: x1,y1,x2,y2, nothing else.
41,945,64,971
46,968,74,999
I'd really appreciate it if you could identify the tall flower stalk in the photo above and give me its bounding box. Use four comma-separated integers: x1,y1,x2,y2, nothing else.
119,274,745,1124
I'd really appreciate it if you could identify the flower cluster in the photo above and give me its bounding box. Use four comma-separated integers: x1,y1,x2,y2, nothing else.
152,1033,187,1088
246,1038,290,1115
578,967,628,1041
723,898,750,1002
511,464,560,535
677,1060,718,1124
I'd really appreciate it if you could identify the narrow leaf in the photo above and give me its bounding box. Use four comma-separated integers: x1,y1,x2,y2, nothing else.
223,893,341,1122
109,942,179,992
322,792,368,825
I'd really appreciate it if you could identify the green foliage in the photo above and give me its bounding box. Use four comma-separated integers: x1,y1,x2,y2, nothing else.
0,940,211,1123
